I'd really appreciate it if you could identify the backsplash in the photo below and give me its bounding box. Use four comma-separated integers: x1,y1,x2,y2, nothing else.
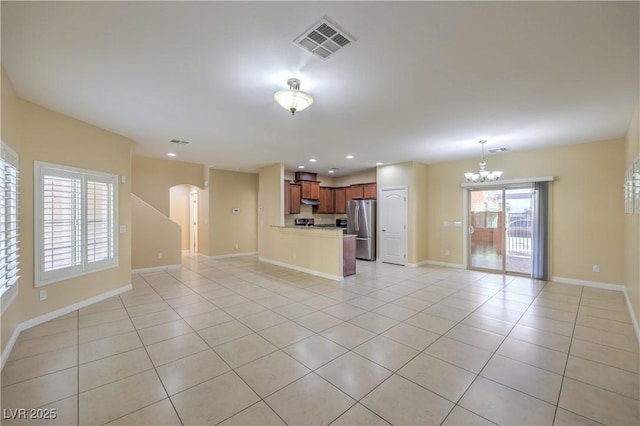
285,204,346,226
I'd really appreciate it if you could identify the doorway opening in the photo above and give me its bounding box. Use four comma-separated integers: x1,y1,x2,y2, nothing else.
190,190,199,254
169,184,202,255
468,186,535,275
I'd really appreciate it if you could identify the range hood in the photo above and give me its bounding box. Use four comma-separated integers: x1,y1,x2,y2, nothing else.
301,198,320,205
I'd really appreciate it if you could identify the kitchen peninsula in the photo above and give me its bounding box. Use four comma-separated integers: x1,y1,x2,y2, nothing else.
270,223,356,279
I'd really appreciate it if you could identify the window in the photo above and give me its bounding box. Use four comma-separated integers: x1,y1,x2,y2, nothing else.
35,162,117,286
0,142,19,299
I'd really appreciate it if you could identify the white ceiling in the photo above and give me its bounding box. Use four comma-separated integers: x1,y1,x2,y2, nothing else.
2,1,638,176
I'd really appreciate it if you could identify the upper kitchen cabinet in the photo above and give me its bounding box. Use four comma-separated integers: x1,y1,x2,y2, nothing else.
350,184,364,199
284,180,301,214
316,187,335,214
363,183,377,199
334,187,347,214
301,181,320,200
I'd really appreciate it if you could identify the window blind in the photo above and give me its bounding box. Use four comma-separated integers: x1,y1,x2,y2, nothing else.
0,143,19,299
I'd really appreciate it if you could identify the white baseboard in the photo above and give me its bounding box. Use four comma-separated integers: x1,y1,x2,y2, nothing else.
258,257,343,281
552,276,639,345
623,287,640,347
1,283,132,371
132,264,182,274
551,276,624,291
414,260,465,269
207,252,258,260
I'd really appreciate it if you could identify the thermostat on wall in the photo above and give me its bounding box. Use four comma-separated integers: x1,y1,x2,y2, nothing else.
232,208,240,214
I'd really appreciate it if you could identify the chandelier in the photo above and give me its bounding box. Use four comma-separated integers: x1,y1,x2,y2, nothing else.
464,140,503,183
274,78,314,115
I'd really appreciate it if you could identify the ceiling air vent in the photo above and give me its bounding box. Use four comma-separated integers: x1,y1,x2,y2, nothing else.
170,139,191,145
488,147,508,153
295,17,356,59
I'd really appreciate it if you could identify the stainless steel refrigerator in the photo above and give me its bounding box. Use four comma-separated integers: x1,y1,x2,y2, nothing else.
347,200,376,261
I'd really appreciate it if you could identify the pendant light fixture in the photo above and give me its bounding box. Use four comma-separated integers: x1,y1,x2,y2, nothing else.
274,78,314,115
464,140,503,183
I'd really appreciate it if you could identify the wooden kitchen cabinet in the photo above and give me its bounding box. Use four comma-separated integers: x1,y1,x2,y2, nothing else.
333,187,347,214
350,184,364,199
317,187,334,213
349,183,376,200
363,183,377,199
301,181,320,200
284,180,301,214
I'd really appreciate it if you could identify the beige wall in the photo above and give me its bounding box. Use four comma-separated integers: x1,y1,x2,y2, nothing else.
427,139,625,285
258,163,284,258
624,100,639,327
131,156,205,216
132,195,181,269
333,169,377,186
1,70,132,355
209,169,258,256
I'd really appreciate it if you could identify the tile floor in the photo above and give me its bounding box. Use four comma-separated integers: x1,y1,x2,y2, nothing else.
1,255,639,425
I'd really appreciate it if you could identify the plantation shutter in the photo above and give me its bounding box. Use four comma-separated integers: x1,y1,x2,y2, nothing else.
0,143,19,298
85,175,115,268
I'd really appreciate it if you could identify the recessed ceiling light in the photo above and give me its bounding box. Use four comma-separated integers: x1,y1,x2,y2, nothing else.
328,170,335,174
167,153,176,157
309,158,317,163
376,162,383,166
346,155,354,159
298,165,305,169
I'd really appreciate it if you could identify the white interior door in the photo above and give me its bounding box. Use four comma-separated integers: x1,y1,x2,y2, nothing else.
190,190,198,254
380,187,407,265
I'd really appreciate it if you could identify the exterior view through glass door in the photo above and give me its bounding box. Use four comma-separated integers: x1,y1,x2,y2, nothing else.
468,186,534,275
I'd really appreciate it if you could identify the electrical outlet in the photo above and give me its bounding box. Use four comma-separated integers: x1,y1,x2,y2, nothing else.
235,243,239,250
593,264,600,273
39,289,47,301
157,252,163,260
445,249,450,256
293,252,297,259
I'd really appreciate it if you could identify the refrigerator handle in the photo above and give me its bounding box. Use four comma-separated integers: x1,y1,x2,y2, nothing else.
355,205,360,232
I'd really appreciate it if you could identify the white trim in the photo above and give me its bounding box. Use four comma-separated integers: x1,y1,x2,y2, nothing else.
462,189,469,269
35,161,119,287
460,175,555,188
551,276,624,291
414,260,466,269
207,251,258,260
132,264,182,274
1,283,132,371
1,284,19,315
623,287,640,346
258,257,343,281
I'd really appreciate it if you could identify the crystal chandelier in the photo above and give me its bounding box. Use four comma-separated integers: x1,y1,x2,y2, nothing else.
274,78,314,115
464,140,503,183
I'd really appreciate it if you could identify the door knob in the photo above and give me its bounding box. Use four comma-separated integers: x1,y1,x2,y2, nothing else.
382,229,386,232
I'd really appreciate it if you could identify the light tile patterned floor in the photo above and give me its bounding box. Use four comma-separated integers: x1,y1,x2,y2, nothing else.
2,255,639,425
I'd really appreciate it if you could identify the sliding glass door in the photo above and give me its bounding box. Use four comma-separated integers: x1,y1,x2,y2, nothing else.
469,189,504,271
468,186,535,275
